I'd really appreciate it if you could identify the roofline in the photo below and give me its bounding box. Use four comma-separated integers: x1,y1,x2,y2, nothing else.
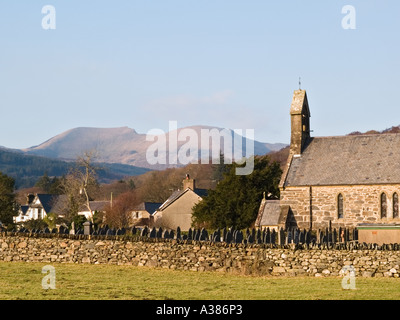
309,132,400,140
158,188,203,212
278,153,294,189
282,182,400,188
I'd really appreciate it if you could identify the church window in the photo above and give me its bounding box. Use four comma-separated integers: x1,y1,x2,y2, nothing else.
337,193,344,219
393,193,399,219
381,193,387,218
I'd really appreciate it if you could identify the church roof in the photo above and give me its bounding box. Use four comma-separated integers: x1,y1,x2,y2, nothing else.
255,199,289,228
283,133,400,186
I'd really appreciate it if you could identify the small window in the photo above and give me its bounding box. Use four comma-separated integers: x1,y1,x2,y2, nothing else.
381,193,387,218
338,193,344,219
393,193,399,219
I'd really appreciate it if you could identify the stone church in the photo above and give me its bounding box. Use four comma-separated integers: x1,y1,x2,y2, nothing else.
257,89,400,231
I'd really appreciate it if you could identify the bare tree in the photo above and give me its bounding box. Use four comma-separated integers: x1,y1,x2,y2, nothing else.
61,150,99,223
104,190,140,228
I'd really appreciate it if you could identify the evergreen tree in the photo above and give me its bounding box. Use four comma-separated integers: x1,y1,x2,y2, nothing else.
192,156,282,230
0,171,18,226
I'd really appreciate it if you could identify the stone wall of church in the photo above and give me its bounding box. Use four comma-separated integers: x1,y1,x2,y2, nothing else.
280,184,400,230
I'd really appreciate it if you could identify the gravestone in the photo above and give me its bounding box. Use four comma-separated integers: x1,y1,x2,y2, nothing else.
83,221,93,235
131,227,137,235
232,230,238,242
271,229,276,244
200,228,208,241
169,230,174,239
300,229,306,243
141,227,148,237
294,228,300,244
156,227,163,238
187,228,193,240
149,227,156,238
305,229,311,244
225,230,233,243
194,229,200,241
234,230,243,244
213,229,221,242
176,227,181,240
278,228,285,245
256,229,262,243
264,228,271,244
222,228,227,242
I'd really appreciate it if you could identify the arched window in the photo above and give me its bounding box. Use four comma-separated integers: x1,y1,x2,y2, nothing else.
381,193,387,218
337,193,344,219
393,193,399,219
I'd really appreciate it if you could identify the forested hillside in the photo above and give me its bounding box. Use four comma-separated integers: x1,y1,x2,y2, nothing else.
0,149,150,189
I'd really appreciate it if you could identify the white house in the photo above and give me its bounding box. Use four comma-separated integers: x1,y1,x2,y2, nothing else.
14,194,67,224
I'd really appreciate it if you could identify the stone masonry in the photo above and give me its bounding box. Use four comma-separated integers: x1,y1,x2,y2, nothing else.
280,185,400,230
0,234,399,278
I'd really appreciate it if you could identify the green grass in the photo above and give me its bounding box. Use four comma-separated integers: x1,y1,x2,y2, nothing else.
0,262,399,300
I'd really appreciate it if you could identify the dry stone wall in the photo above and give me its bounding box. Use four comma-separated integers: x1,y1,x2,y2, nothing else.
0,234,399,278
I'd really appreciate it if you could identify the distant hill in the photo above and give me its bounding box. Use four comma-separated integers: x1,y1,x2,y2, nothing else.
22,126,287,170
0,148,150,189
348,125,400,135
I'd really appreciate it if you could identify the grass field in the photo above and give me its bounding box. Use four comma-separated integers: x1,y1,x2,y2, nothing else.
0,261,399,300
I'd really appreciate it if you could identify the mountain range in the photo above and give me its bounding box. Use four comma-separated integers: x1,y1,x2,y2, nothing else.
0,126,287,188
21,126,287,169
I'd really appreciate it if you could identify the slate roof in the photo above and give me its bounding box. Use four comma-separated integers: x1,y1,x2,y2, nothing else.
89,201,110,211
157,188,208,212
133,202,162,215
255,200,288,227
78,200,110,212
33,194,68,216
19,205,29,215
284,133,400,186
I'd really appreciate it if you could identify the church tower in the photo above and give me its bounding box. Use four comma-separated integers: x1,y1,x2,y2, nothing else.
289,89,311,155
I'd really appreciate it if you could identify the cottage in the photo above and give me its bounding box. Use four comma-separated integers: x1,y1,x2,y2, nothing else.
130,202,162,227
78,200,110,221
14,193,67,223
153,175,207,231
277,89,400,230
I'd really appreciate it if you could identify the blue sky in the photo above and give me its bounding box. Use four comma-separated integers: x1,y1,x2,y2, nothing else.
0,1,399,149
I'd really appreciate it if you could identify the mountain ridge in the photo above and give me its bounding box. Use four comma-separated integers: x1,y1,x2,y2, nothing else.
21,125,287,169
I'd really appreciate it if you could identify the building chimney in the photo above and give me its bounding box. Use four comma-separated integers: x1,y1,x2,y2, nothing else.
27,193,35,205
182,174,195,190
